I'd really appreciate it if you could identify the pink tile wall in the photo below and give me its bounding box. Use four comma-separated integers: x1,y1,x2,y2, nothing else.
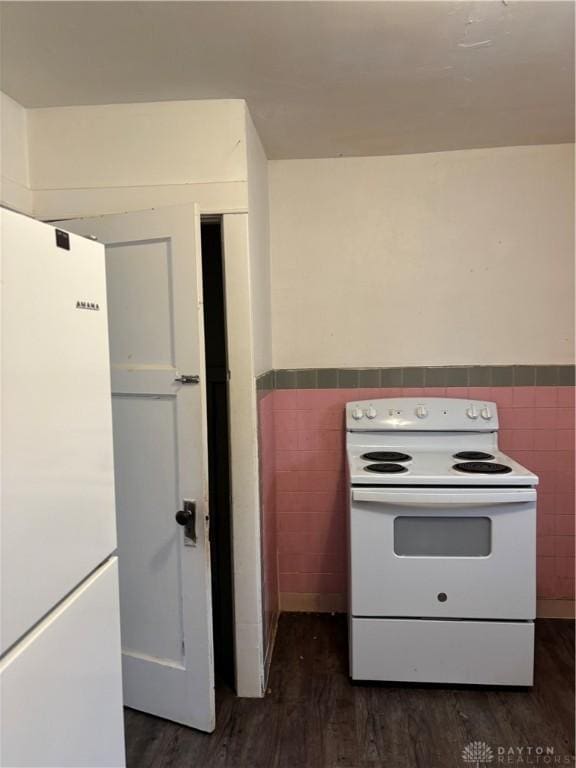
258,392,279,650
269,386,575,604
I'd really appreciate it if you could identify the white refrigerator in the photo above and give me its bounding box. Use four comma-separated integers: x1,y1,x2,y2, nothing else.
0,208,126,767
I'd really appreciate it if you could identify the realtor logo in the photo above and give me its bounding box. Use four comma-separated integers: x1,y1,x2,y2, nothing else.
76,301,100,311
462,741,494,767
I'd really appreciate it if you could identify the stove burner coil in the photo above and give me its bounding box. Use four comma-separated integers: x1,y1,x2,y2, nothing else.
361,451,412,463
453,451,495,461
364,463,408,474
453,462,512,474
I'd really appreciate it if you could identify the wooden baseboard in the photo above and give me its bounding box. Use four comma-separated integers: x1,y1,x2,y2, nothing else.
280,594,575,619
263,611,279,691
536,599,575,618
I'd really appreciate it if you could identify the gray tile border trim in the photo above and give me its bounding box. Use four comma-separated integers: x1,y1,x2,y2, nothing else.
491,366,514,386
513,366,536,386
358,369,381,387
443,366,468,386
296,369,318,389
380,368,403,387
424,367,446,387
338,369,359,387
274,369,298,389
558,366,576,386
256,365,576,390
403,367,425,387
535,365,558,386
317,368,339,388
468,366,492,386
256,370,274,392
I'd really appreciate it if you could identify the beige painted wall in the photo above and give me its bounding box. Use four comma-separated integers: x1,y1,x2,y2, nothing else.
26,99,249,218
245,109,273,376
269,144,575,369
28,99,246,189
0,91,33,214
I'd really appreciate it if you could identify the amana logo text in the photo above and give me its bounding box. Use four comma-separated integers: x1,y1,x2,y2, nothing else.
76,301,100,311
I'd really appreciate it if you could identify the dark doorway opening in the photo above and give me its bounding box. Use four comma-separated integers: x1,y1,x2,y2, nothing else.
200,218,235,690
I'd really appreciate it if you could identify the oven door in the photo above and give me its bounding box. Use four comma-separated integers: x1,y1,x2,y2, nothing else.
349,487,536,620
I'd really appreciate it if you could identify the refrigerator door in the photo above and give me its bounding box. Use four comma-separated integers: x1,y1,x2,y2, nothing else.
1,209,117,653
0,558,125,768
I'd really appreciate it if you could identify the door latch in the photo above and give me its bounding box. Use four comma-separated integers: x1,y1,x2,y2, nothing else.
174,375,200,384
175,500,197,545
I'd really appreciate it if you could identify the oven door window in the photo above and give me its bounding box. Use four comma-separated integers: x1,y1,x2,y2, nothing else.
394,516,491,557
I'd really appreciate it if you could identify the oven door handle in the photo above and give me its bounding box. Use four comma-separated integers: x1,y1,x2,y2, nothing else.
352,489,536,505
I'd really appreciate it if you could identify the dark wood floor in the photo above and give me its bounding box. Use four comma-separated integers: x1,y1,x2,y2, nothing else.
125,614,575,768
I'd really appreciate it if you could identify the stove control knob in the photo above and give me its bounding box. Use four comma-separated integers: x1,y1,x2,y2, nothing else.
365,406,377,419
481,406,492,420
415,405,428,419
352,407,364,420
466,405,479,420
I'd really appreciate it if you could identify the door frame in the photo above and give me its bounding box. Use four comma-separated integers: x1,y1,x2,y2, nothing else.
221,213,264,697
44,205,264,699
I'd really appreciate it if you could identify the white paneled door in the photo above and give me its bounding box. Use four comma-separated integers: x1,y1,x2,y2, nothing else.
60,205,215,732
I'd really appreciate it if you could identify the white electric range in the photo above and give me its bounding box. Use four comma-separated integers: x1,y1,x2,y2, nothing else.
346,397,538,687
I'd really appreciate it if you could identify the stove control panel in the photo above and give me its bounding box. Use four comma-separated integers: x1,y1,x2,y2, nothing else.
346,398,499,431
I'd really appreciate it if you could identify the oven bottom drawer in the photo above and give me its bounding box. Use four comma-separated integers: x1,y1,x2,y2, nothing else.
350,617,534,686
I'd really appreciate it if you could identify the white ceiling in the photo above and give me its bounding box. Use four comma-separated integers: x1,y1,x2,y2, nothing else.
0,1,573,159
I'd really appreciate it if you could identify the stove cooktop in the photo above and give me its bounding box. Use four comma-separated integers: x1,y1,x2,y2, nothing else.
345,398,538,487
453,451,495,461
364,463,408,474
453,461,512,475
361,451,412,463
347,447,538,486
